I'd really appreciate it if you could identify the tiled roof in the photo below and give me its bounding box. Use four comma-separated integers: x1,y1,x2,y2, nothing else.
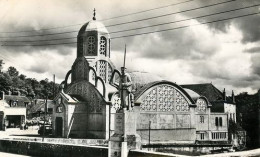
4,95,30,107
181,83,230,103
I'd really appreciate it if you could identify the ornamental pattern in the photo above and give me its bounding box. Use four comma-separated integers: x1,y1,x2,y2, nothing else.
88,36,95,54
99,61,106,82
89,92,96,112
196,99,207,112
175,90,189,112
100,36,106,55
67,83,103,113
92,64,97,81
141,85,189,112
107,64,112,82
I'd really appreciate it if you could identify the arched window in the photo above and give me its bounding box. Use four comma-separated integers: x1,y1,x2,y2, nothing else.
100,36,106,55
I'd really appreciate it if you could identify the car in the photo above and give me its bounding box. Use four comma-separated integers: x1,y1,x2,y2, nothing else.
38,125,52,136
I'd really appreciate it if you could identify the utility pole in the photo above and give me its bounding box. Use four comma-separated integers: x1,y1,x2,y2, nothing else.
149,121,151,145
42,94,48,141
53,74,55,99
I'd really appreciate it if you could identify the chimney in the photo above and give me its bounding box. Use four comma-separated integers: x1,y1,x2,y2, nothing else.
232,90,235,103
0,91,4,100
223,88,226,101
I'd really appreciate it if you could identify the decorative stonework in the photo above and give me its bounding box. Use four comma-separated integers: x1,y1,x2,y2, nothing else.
196,99,207,112
99,60,106,82
66,82,104,113
87,36,95,54
100,36,106,55
141,85,189,112
175,90,189,112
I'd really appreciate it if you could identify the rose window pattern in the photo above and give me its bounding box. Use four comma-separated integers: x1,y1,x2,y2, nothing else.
175,90,189,112
100,37,106,55
87,36,95,54
99,60,106,82
141,85,189,112
196,99,207,112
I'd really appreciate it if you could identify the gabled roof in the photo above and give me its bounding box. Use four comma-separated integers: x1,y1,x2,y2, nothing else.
181,83,230,103
4,95,30,107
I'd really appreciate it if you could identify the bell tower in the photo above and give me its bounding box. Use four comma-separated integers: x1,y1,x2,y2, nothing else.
77,9,111,59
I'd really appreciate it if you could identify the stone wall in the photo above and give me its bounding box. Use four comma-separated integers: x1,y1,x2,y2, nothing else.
0,139,108,157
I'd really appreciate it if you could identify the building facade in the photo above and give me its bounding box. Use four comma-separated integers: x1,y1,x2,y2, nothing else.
0,91,28,130
52,14,233,145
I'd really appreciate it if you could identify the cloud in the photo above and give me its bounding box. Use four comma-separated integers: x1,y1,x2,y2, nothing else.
245,46,260,53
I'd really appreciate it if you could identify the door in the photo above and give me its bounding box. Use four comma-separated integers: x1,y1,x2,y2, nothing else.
55,117,63,137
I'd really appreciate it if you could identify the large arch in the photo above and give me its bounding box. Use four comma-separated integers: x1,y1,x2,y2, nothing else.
135,80,195,105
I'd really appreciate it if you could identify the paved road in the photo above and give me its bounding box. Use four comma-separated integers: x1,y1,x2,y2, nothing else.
0,152,31,157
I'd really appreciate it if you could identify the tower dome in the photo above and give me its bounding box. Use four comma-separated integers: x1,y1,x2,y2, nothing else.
78,20,109,35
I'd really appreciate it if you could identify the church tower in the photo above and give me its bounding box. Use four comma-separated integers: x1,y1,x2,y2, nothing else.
74,9,114,84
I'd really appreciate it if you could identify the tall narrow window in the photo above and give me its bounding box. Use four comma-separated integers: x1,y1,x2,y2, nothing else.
88,36,95,54
201,133,204,140
219,117,223,127
100,36,106,55
200,116,204,123
215,117,218,126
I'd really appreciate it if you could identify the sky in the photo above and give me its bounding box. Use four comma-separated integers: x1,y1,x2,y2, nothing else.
0,0,260,95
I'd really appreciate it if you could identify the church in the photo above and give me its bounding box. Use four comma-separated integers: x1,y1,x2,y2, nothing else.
52,11,236,146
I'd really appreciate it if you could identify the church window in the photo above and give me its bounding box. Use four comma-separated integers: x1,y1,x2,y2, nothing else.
200,116,204,123
87,36,95,54
107,63,112,82
99,61,106,82
196,99,207,112
141,85,189,112
100,36,106,55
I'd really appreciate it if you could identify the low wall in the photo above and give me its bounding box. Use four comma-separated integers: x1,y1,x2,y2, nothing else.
0,139,108,157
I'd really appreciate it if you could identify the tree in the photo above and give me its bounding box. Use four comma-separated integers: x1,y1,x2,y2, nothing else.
7,66,19,77
0,60,4,73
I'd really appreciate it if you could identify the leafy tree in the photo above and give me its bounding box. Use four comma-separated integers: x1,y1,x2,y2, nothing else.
0,60,4,73
7,66,19,77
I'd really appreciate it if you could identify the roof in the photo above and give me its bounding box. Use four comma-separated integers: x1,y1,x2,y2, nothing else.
181,83,232,103
29,99,55,113
129,71,163,91
4,95,30,107
78,20,109,35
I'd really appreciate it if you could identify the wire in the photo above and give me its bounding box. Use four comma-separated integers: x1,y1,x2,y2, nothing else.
0,0,195,34
0,0,237,39
2,3,258,43
105,0,238,28
2,11,259,46
111,12,260,39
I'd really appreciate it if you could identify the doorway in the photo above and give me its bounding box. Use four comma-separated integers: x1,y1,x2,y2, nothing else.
55,117,63,137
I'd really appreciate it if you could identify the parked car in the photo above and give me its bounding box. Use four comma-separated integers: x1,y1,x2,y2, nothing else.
38,125,52,135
